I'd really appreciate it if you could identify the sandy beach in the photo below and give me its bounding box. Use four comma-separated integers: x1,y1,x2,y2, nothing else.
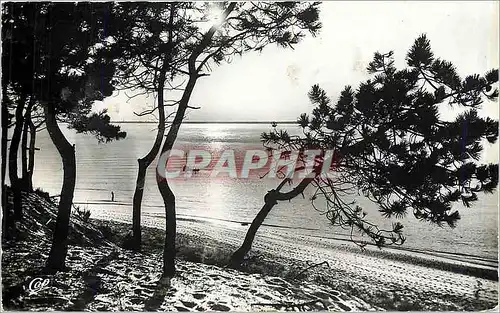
97,213,499,311
2,190,497,311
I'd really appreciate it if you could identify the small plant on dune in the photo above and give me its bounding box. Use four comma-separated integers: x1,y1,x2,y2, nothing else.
96,225,115,241
73,205,91,223
34,187,51,203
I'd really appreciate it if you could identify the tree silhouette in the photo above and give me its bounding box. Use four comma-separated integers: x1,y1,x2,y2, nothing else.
150,1,321,283
230,35,499,266
106,2,195,251
1,2,126,271
106,3,321,268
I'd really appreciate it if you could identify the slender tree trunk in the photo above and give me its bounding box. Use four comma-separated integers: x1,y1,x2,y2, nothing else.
156,76,196,280
8,95,26,221
155,2,237,280
130,3,178,251
156,175,176,281
155,78,193,279
21,101,33,191
229,200,276,267
27,118,36,191
229,178,313,267
132,161,147,249
44,104,76,272
131,61,168,251
2,89,10,237
156,171,176,278
21,116,28,183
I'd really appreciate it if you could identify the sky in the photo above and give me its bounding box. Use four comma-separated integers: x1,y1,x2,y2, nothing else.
97,1,499,124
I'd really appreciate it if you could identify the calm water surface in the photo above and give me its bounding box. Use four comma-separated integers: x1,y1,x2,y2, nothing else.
32,123,498,260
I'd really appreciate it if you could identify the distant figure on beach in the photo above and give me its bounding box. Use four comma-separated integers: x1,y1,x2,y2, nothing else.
111,191,115,202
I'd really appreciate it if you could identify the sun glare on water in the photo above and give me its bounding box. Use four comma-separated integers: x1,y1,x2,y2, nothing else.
204,125,229,142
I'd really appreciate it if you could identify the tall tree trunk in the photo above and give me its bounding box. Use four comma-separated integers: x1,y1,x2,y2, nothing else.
130,3,178,251
21,101,33,191
2,89,10,237
27,118,36,191
21,115,28,184
44,103,76,272
156,170,176,278
229,178,313,267
155,2,237,280
155,77,194,280
8,95,26,221
131,161,147,248
131,58,168,251
156,76,197,280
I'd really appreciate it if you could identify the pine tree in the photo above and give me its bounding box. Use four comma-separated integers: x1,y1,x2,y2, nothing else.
230,34,499,266
101,1,322,281
2,2,126,271
152,1,322,282
106,2,195,251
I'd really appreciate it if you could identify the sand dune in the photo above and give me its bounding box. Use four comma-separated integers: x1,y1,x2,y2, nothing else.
117,214,498,310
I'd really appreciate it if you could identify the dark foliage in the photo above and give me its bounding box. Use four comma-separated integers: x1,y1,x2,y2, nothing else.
2,2,128,271
69,110,126,143
33,187,52,203
2,2,126,140
263,35,498,248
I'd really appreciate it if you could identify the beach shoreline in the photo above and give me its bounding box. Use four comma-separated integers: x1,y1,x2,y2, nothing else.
2,190,498,311
89,212,498,280
88,215,499,311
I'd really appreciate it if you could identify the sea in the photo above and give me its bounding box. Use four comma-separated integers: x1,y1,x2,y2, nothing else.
31,122,498,261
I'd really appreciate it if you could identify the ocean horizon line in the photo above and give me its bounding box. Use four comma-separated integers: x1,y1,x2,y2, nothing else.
111,120,298,124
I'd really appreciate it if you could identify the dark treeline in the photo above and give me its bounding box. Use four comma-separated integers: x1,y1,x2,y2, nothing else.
1,1,498,289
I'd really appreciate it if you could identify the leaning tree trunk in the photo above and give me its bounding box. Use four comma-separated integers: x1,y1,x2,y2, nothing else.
8,95,26,221
130,3,177,251
229,178,313,267
156,77,196,281
131,59,168,251
44,103,76,272
229,197,276,267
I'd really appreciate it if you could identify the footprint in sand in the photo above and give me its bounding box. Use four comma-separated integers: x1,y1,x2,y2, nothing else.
255,293,273,300
329,295,341,302
210,303,231,311
334,301,352,311
312,290,331,299
174,306,190,311
181,301,197,308
192,293,206,300
265,277,290,286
